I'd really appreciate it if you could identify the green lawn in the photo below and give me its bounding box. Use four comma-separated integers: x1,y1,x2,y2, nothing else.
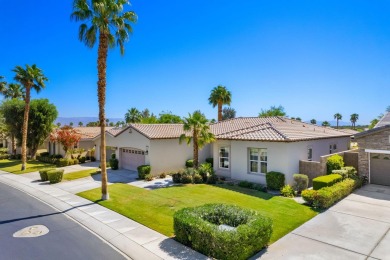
78,183,318,243
0,159,55,174
63,169,100,181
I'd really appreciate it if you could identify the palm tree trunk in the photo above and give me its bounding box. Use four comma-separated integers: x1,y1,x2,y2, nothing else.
21,86,31,170
218,102,222,122
193,129,199,169
336,119,339,129
11,133,16,156
98,32,109,200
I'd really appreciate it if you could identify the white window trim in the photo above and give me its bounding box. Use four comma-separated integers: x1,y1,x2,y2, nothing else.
219,146,230,169
248,148,267,175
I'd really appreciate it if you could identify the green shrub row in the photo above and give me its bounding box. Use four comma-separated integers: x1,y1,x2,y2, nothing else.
302,178,361,208
137,165,151,179
56,158,81,167
174,204,273,260
313,174,342,190
266,171,285,190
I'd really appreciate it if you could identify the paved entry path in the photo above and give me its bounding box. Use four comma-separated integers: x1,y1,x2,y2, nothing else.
256,184,390,260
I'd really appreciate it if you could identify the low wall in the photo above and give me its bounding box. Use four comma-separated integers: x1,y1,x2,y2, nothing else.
299,149,359,186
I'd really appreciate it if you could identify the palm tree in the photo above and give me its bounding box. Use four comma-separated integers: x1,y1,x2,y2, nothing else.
333,113,342,129
310,119,317,125
350,113,359,129
125,107,142,123
3,83,25,99
70,122,74,127
322,121,330,127
208,85,232,122
0,76,6,93
78,121,83,127
72,0,137,200
179,111,215,169
13,64,48,170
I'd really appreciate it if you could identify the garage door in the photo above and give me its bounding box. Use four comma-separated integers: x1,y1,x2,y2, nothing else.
370,153,390,186
121,148,145,171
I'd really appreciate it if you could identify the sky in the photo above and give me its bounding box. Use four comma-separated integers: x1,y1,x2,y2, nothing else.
0,0,389,125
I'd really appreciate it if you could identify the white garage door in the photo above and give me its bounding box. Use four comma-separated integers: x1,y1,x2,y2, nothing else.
121,148,145,171
370,153,390,186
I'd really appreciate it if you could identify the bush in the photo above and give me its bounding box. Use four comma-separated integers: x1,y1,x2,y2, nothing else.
39,152,50,157
193,174,203,184
0,154,9,160
79,156,86,164
313,174,342,190
238,181,254,189
293,174,309,194
181,174,193,184
185,159,194,168
137,165,151,179
144,174,154,181
341,166,358,179
326,154,344,174
331,169,348,179
302,178,361,208
39,168,52,181
280,185,295,198
56,158,72,167
91,156,96,162
198,163,213,182
109,154,119,170
159,172,167,178
47,169,64,184
172,172,182,183
73,159,79,165
207,174,218,184
205,157,213,167
174,204,273,260
266,171,285,190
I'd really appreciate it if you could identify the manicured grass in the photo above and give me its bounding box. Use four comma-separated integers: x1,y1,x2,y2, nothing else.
63,169,100,181
78,183,318,243
0,159,55,174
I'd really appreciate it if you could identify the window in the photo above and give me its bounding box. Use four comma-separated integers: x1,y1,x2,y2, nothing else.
329,144,338,154
307,147,313,161
248,148,267,174
219,147,230,169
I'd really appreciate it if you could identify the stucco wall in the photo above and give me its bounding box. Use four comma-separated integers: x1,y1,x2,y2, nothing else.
213,137,351,185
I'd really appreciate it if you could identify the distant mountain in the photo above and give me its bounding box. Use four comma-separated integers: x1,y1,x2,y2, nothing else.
55,117,123,126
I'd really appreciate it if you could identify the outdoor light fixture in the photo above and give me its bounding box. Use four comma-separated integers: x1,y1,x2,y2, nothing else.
145,145,149,155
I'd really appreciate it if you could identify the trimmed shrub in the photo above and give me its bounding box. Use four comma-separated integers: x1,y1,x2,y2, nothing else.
185,159,194,168
109,154,119,170
174,204,273,260
205,157,213,167
313,174,342,190
79,156,86,163
193,174,203,184
0,154,9,160
144,174,154,181
326,154,344,174
266,171,285,190
238,181,254,189
281,185,295,197
39,168,51,181
159,172,167,178
341,166,358,179
47,169,64,184
206,174,218,184
137,165,151,179
198,163,213,182
331,169,348,179
293,174,309,194
172,172,182,183
302,178,361,208
181,174,193,184
56,158,72,167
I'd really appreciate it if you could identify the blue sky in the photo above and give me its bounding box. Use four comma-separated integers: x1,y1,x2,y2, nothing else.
1,0,389,124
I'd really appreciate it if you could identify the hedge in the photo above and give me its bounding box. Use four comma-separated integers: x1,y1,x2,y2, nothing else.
47,169,64,184
0,154,9,160
302,178,361,208
266,171,285,190
56,158,74,167
313,174,342,190
326,154,344,174
39,168,52,181
137,165,151,179
174,204,273,260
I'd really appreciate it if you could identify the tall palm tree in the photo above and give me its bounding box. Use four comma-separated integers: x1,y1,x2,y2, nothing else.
3,83,25,99
179,111,215,169
333,113,342,129
350,113,359,129
0,76,6,93
310,119,317,125
125,107,142,123
13,64,48,170
72,0,137,200
208,85,232,122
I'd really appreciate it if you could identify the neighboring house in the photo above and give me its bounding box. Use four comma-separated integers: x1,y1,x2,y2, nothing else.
102,124,210,175
209,117,352,185
354,112,390,186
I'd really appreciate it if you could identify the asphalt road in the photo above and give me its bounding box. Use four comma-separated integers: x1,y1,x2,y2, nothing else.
0,182,127,260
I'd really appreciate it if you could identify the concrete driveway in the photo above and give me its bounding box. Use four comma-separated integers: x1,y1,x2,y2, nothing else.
257,184,390,260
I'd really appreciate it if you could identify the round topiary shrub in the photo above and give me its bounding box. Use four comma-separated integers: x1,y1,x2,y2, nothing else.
39,168,52,181
326,154,344,174
137,165,151,179
266,171,285,190
185,159,194,168
47,169,64,184
174,204,273,260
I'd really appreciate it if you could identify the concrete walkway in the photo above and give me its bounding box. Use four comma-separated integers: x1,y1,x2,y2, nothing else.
256,184,390,260
0,171,207,260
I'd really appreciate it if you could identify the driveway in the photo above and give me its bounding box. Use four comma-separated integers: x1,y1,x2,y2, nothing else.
257,184,390,259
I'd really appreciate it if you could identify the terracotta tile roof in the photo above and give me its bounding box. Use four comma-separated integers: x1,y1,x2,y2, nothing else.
130,124,188,139
210,117,352,142
375,112,390,128
72,127,115,140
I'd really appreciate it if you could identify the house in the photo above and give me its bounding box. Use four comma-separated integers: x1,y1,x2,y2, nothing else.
354,112,390,186
209,117,352,185
101,124,210,174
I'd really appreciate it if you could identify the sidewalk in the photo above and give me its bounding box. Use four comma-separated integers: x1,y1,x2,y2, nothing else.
0,171,207,260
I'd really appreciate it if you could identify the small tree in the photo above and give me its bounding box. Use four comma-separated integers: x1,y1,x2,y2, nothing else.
50,126,81,155
322,121,330,127
78,121,83,127
259,105,286,117
310,119,317,125
222,107,236,120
